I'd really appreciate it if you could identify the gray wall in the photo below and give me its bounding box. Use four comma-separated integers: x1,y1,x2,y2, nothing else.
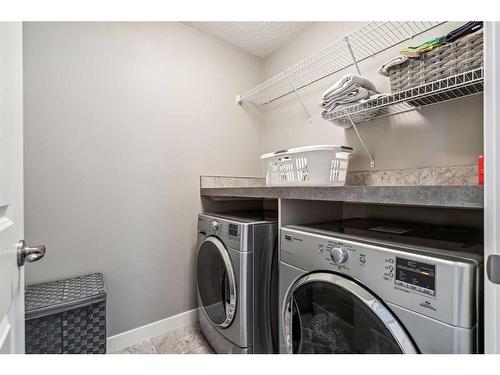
261,22,484,171
23,22,263,336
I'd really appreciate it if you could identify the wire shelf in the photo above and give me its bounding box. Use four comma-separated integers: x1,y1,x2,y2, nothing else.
325,67,484,124
237,21,445,106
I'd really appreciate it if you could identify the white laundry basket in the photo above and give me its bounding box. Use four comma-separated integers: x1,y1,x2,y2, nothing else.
261,145,353,187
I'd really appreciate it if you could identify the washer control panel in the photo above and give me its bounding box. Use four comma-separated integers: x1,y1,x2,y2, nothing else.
281,226,479,328
285,232,367,272
395,257,436,296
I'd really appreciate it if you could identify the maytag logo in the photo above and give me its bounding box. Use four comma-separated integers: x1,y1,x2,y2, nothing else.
419,300,436,312
284,235,292,241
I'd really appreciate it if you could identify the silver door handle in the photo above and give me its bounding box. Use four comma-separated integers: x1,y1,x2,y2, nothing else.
17,240,46,266
487,255,500,284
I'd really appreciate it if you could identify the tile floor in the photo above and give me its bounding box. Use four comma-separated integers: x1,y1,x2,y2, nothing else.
113,322,214,354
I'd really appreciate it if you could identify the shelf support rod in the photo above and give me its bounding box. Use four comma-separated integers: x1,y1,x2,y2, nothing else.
287,76,312,125
348,115,375,168
345,37,362,75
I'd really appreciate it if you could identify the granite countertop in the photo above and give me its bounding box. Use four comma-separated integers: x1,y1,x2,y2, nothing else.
200,166,484,209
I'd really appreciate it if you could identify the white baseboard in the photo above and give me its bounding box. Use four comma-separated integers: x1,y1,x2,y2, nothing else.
107,308,199,353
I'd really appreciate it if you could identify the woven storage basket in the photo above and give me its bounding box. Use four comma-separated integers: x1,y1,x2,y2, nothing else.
388,30,483,92
25,273,107,354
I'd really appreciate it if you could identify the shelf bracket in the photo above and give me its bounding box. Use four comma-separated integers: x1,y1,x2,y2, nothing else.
287,76,312,125
348,115,375,168
345,37,362,76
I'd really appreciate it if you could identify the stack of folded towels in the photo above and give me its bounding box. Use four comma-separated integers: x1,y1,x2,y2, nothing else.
319,74,379,124
400,36,445,58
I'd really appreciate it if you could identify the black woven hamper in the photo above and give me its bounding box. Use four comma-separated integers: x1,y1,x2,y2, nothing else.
25,273,107,354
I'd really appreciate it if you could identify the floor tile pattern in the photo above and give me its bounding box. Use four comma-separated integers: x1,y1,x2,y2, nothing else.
113,322,214,354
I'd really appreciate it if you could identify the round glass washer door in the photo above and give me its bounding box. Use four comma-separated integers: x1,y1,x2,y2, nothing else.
197,237,236,328
283,272,417,354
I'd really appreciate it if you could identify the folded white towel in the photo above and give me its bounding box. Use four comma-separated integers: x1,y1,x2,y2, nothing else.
322,93,389,127
322,74,378,100
377,55,409,77
321,87,371,107
321,87,375,112
321,97,381,119
319,74,381,127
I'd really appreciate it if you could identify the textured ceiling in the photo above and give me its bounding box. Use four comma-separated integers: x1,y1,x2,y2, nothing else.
184,22,313,58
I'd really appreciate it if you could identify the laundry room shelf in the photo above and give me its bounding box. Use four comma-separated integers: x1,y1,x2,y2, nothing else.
237,21,445,106
325,67,484,124
200,185,483,209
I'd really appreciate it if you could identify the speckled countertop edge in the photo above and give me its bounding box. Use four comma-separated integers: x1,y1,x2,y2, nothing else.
200,185,483,209
200,166,483,209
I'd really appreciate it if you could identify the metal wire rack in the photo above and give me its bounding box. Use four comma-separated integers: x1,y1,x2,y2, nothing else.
325,67,484,124
237,21,445,106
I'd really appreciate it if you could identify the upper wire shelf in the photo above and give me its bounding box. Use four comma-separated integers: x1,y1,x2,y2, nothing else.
325,67,484,124
237,21,445,106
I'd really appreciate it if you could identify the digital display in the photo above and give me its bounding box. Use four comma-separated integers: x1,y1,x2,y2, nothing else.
395,258,435,295
228,224,238,237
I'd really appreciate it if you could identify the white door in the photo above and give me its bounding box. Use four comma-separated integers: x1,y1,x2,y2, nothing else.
0,21,25,354
0,22,47,355
484,21,500,353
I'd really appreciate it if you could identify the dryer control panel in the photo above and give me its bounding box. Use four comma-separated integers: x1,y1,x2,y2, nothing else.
198,215,242,251
280,226,479,329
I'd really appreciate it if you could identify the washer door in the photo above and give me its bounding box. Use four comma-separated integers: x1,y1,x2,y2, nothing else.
197,237,237,328
283,272,417,354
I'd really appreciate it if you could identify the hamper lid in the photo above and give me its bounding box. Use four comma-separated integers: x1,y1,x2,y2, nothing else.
25,273,106,320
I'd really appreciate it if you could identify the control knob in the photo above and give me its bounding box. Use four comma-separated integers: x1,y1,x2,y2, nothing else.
211,221,220,231
330,244,348,264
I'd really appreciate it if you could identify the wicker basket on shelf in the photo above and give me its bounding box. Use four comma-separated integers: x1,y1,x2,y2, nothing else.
387,30,483,93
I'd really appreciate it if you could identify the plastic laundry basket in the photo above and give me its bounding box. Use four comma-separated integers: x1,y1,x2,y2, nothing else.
25,273,107,354
261,145,353,187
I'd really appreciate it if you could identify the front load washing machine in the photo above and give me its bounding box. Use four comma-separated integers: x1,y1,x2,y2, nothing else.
279,219,483,354
197,211,279,354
